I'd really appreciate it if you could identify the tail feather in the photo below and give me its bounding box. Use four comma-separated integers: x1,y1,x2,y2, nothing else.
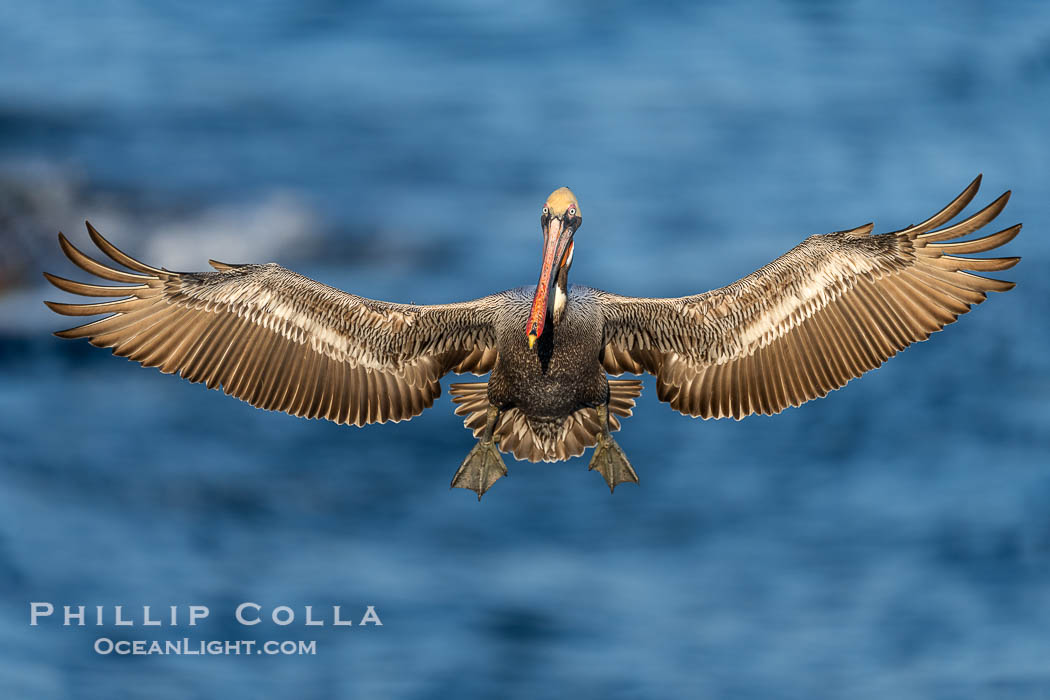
449,379,643,463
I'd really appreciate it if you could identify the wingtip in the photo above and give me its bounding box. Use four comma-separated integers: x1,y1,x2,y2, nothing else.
959,173,983,200
1001,256,1021,270
41,271,67,292
84,220,111,251
56,232,76,255
988,189,1012,214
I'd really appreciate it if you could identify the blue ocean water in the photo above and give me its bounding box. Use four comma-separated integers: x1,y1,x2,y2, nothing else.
0,2,1047,698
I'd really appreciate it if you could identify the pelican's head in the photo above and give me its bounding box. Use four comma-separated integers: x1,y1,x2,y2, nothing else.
526,187,581,349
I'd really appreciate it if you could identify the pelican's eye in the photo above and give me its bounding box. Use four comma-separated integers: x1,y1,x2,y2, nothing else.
568,207,576,217
542,206,549,215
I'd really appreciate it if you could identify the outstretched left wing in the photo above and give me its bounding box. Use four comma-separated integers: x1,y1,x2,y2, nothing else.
598,176,1020,419
45,223,502,426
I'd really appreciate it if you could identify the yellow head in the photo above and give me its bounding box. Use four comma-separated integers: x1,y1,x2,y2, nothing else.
543,187,581,219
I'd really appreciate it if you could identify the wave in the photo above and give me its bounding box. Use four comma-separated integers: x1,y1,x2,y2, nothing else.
0,159,327,330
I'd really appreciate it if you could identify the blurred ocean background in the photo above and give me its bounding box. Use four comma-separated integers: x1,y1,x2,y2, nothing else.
0,1,1047,698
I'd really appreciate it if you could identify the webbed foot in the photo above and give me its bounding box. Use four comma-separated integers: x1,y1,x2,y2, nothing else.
451,440,508,501
588,435,639,493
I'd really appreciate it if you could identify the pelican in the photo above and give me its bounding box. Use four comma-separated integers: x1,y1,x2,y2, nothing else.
44,177,1019,499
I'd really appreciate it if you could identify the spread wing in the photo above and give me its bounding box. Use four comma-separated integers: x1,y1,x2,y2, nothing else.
45,223,502,425
599,175,1020,419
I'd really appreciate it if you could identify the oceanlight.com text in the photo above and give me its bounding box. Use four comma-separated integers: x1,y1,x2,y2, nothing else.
94,638,318,656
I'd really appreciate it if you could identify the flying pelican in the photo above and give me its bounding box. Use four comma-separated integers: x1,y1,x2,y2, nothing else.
44,177,1019,499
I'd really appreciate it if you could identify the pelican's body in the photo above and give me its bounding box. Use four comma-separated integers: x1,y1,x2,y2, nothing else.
488,287,606,438
45,178,1020,498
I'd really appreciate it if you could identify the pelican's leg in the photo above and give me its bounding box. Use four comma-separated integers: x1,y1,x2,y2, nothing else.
451,405,508,501
588,404,639,493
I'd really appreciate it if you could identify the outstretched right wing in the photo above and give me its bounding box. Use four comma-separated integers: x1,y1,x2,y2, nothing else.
599,176,1019,419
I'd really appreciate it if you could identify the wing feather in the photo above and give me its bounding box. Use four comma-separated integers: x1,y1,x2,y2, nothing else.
45,224,503,426
599,176,1019,419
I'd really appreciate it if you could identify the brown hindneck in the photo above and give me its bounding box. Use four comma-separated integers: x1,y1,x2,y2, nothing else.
552,262,570,325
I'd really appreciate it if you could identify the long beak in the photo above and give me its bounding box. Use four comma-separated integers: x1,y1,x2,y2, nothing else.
526,216,573,348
